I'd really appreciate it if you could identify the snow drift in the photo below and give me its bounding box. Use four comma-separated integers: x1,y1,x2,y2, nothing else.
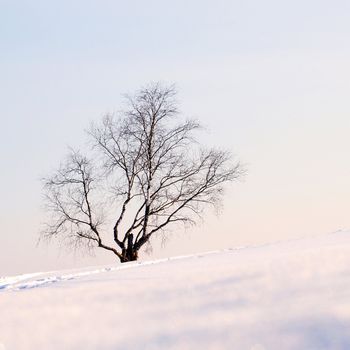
1,231,350,349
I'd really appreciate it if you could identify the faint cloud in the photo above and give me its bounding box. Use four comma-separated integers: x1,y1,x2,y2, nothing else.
251,344,265,350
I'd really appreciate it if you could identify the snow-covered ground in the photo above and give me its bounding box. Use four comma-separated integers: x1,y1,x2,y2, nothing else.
1,231,350,350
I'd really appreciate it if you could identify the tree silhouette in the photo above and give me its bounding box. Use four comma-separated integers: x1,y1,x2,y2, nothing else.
42,83,242,262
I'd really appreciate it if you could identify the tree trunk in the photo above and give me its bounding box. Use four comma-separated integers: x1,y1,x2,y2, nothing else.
120,234,138,263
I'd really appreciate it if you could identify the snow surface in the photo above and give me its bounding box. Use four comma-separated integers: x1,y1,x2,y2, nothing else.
1,231,350,350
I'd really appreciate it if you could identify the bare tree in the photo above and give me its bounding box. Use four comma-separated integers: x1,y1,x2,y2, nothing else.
42,83,243,263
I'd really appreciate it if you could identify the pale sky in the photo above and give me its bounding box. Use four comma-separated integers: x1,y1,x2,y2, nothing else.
1,0,350,275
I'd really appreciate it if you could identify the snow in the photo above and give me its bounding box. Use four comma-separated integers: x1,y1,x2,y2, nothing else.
1,231,350,349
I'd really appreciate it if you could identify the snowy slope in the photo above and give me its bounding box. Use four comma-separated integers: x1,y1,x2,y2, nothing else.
1,231,350,350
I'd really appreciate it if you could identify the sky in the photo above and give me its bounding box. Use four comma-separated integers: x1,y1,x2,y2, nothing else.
1,0,350,275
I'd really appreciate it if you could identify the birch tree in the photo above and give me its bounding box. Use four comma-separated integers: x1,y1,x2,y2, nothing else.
42,83,242,262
